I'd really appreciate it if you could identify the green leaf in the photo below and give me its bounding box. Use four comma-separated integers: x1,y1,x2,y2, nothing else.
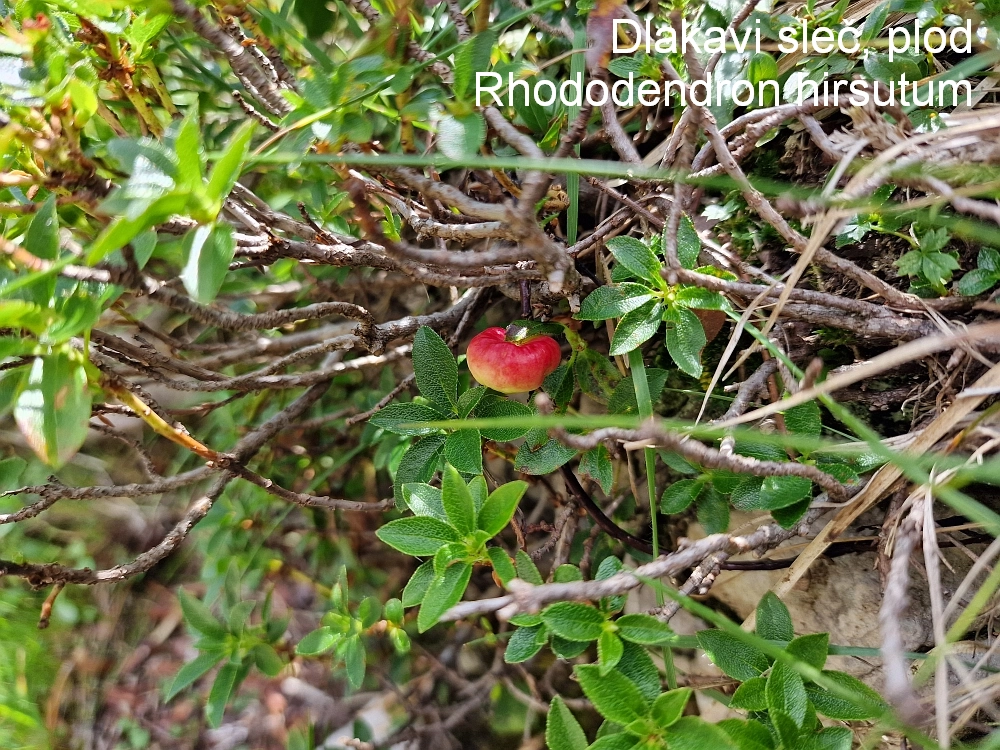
673,286,727,310
895,249,923,277
87,206,160,263
664,306,706,378
755,592,793,642
608,368,668,415
608,55,644,78
457,386,486,418
173,111,203,192
178,589,224,637
402,559,435,607
861,1,889,41
787,633,828,670
543,363,575,409
553,564,583,583
514,432,577,475
434,542,466,577
132,228,157,268
181,223,236,304
296,627,338,656
575,349,622,404
266,615,289,643
343,634,365,690
394,435,445,501
805,670,886,720
980,247,1000,273
595,555,626,613
504,624,546,663
437,113,486,160
735,440,786,462
542,602,605,642
587,736,639,750
376,516,460,556
453,29,497,99
412,326,458,413
546,695,588,750
667,716,738,750
165,652,222,702
697,630,769,681
800,727,853,750
358,596,381,629
747,52,778,87
501,618,541,638
609,300,663,356
598,630,624,674
370,402,448,435
605,236,663,285
515,549,544,585
468,474,488,514
577,283,655,321
552,635,589,659
444,428,483,475
615,614,674,645
696,485,729,534
782,401,822,439
473,394,533,441
488,546,516,586
222,560,241,613
441,464,477,535
0,456,26,492
574,665,649,725
766,661,808,726
403,483,447,522
758,475,812,511
661,479,703,514
14,353,92,469
25,195,59,266
728,469,764,504
651,687,690,728
920,227,950,254
730,676,768,711
580,445,614,494
513,87,552,134
718,719,775,750
922,251,960,288
618,641,661,703
772,497,812,529
676,215,701,270
417,561,472,632
206,121,255,207
768,709,801,749
227,600,255,637
0,301,51,335
863,52,921,85
478,480,527,537
958,267,999,296
206,661,242,728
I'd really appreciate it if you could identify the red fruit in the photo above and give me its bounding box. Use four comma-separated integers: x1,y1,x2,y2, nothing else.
466,327,562,394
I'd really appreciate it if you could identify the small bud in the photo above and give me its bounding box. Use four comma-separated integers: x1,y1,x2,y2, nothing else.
390,628,410,655
384,598,404,626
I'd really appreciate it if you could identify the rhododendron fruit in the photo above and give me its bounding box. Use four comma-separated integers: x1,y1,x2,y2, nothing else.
466,326,562,394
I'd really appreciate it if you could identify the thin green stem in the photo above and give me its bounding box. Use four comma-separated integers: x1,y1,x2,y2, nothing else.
628,347,676,688
566,29,586,246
